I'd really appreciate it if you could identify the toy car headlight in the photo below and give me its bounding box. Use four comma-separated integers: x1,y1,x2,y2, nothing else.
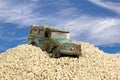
71,44,75,51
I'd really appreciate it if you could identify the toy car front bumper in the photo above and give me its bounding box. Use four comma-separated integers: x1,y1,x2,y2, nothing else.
59,50,80,56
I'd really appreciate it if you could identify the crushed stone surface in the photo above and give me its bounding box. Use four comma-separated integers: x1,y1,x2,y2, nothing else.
0,42,120,80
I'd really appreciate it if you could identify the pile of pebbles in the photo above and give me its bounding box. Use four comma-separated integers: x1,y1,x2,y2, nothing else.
0,42,120,80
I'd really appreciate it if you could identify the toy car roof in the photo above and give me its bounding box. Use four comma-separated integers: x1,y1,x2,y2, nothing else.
31,25,69,33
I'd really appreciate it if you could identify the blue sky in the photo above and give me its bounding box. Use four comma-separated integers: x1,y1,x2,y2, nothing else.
0,0,120,53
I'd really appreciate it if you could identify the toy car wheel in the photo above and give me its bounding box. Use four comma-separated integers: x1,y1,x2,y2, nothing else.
53,48,60,58
31,42,37,46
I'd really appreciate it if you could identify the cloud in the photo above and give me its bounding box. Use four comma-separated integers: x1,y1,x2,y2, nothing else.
56,14,120,46
0,34,27,42
0,26,27,42
0,0,43,26
0,0,120,46
88,0,120,15
0,0,71,26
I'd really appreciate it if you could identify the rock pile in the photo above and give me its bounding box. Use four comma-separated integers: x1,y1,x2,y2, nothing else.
0,42,120,80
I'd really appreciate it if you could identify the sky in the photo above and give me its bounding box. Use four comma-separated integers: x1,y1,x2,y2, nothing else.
0,0,120,53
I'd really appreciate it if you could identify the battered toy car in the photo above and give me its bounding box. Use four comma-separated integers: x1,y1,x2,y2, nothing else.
27,25,81,58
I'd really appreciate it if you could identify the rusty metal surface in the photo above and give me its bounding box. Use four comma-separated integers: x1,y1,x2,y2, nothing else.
27,25,81,57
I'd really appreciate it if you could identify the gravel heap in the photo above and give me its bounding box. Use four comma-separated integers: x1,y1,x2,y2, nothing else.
0,42,120,80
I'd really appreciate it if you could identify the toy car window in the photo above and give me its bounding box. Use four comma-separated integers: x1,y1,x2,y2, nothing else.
30,28,37,36
39,30,43,37
45,31,51,38
51,32,69,39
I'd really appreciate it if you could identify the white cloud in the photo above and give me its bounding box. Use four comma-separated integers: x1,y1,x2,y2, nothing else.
0,36,27,42
0,0,43,26
56,15,120,46
0,0,71,26
11,36,27,41
0,0,120,46
88,0,120,15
